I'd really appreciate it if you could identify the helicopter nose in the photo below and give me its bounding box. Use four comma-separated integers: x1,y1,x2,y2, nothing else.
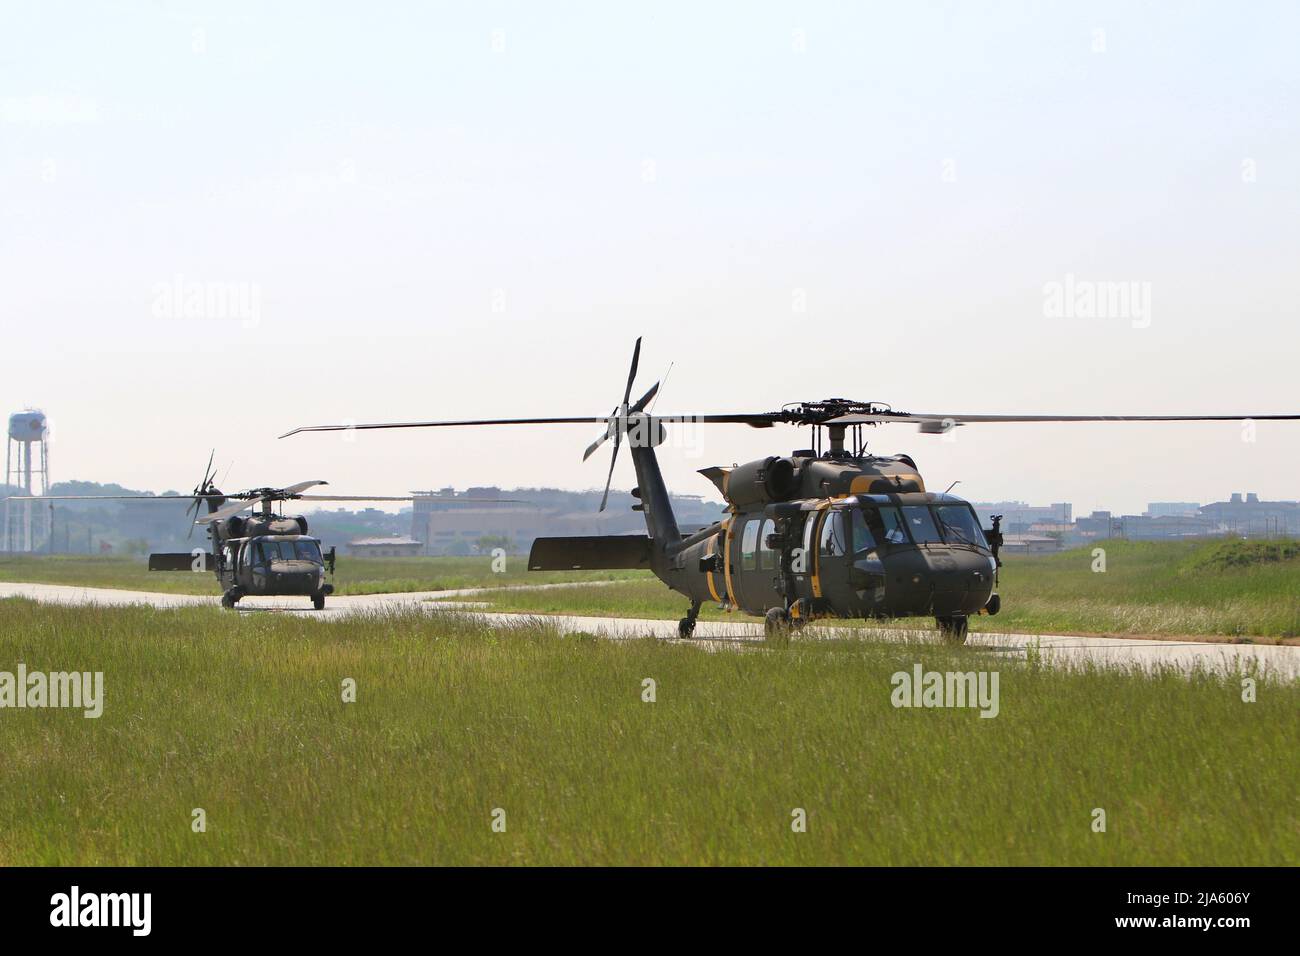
924,550,995,615
887,548,993,615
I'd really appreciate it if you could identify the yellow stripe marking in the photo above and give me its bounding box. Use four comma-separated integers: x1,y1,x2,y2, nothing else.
721,518,735,607
704,535,721,603
810,506,828,599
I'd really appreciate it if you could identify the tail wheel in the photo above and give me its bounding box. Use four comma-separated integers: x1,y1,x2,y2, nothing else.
221,589,239,610
312,592,326,611
936,615,969,645
764,607,792,646
677,616,696,639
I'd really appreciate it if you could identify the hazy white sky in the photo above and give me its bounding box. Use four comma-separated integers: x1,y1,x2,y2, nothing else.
2,1,1297,516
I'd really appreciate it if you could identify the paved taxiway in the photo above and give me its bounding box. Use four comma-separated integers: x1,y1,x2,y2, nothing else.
1,581,1295,681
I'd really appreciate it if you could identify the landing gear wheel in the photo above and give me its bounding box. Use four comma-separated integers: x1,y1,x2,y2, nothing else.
312,591,326,611
221,589,239,610
936,615,969,645
764,607,792,646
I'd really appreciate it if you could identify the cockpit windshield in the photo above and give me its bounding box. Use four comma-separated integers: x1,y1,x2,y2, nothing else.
878,507,908,545
933,505,988,547
247,539,323,565
856,502,988,549
900,506,943,543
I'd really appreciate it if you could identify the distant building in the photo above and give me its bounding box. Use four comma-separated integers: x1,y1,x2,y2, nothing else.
409,487,726,555
1000,534,1061,554
425,505,546,555
1199,493,1300,537
346,536,423,557
1146,502,1200,518
972,501,1072,534
1074,511,1117,539
1118,513,1216,540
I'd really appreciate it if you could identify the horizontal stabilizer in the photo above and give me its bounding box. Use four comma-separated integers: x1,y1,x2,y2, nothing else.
528,535,652,571
149,552,214,572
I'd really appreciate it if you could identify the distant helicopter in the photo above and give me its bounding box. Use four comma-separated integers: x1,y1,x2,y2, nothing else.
8,454,419,609
282,340,1299,641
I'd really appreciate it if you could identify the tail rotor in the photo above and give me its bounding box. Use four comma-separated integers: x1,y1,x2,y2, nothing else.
582,337,660,511
185,449,216,540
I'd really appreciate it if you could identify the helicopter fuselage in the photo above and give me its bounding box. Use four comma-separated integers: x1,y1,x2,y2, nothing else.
150,498,335,609
657,452,999,622
663,490,997,620
529,439,1002,642
208,512,334,607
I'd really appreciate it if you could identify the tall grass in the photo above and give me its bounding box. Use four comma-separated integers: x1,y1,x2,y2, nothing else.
0,598,1292,865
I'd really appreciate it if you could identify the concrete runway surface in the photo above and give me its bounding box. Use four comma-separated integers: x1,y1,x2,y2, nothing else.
1,581,1295,681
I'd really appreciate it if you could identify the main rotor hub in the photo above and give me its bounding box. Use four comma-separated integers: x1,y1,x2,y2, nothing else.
778,399,894,426
779,400,898,457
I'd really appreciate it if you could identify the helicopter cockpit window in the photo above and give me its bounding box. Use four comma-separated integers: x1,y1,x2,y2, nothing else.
879,507,908,545
850,509,878,554
292,540,323,562
933,505,988,548
257,540,323,563
818,510,847,557
758,519,778,570
901,506,943,544
740,520,760,571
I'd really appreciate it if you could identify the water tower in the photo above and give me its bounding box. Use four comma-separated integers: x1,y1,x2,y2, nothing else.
4,409,51,552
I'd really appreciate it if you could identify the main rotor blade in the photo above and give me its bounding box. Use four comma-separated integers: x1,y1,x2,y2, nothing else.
281,416,611,439
826,412,1300,425
1,494,215,501
195,498,261,524
297,494,525,503
282,480,328,495
297,495,411,502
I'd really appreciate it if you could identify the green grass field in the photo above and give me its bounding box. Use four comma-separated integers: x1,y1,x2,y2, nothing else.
451,540,1300,642
0,598,1293,866
0,553,644,596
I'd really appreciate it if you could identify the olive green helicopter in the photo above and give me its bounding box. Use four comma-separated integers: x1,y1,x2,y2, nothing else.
9,454,419,609
281,339,1299,641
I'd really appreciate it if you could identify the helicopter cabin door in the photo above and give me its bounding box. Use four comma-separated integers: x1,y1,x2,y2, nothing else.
731,514,784,613
811,505,854,613
219,541,239,588
242,539,270,594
